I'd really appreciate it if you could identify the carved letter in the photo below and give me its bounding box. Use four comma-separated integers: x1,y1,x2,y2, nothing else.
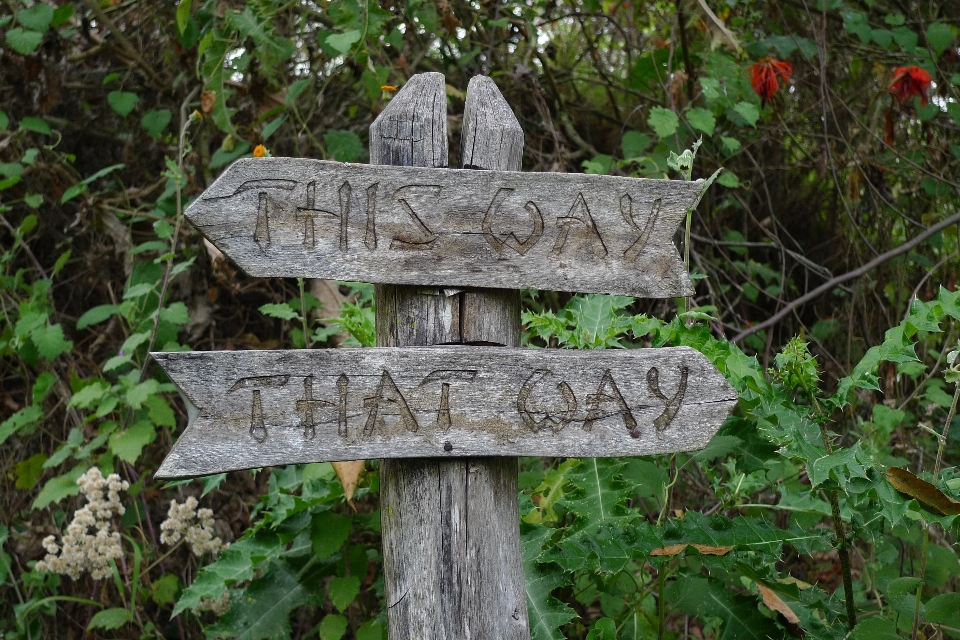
584,370,639,438
296,182,318,250
622,194,661,263
365,183,378,250
337,374,348,437
295,180,350,251
389,185,440,250
482,187,544,256
362,370,420,436
420,370,478,431
551,192,607,258
227,375,289,443
296,374,335,440
517,370,578,434
254,192,270,253
250,390,267,443
647,366,688,433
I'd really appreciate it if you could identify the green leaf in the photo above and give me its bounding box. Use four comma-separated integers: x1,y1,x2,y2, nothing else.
77,304,119,330
732,102,760,127
24,193,42,208
33,464,87,510
287,79,311,105
647,107,679,138
141,109,172,138
0,111,8,130
151,574,180,606
0,525,11,585
0,162,23,179
621,130,651,159
850,616,898,640
15,453,47,490
259,302,299,321
319,614,348,640
262,115,286,141
327,575,360,613
926,22,955,57
666,575,781,640
717,172,740,188
175,531,282,616
325,30,362,54
356,620,384,640
324,130,363,162
124,282,156,300
32,323,72,360
582,154,612,175
523,526,576,640
69,380,110,409
88,608,131,631
686,107,716,135
0,405,43,447
51,5,74,28
206,560,313,640
17,4,54,31
311,512,351,559
124,378,160,410
893,26,918,52
808,444,868,489
5,28,44,54
176,0,193,35
108,91,139,117
925,592,960,625
160,302,191,325
109,421,157,463
19,116,51,135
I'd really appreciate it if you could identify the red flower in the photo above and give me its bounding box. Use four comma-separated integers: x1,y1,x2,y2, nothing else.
889,66,932,106
750,58,793,101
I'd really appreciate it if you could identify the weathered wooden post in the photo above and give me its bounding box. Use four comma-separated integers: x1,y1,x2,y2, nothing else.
152,71,736,639
371,73,528,639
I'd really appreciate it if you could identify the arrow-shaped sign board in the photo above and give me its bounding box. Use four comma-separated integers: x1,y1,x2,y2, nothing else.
186,158,703,298
152,346,736,478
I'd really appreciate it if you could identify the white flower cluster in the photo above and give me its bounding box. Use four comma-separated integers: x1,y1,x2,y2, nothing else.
196,591,231,615
159,497,226,557
36,467,129,580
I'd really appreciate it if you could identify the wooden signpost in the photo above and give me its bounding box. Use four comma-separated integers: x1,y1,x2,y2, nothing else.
152,72,734,640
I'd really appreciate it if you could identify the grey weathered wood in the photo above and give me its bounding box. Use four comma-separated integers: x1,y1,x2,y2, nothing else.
184,159,703,298
374,74,528,640
150,345,737,478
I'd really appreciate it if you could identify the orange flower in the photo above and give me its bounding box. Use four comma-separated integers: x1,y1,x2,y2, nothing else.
253,144,267,158
380,85,398,93
749,58,793,101
889,66,932,106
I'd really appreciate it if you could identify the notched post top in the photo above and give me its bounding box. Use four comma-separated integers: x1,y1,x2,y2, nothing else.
369,72,448,169
461,76,523,171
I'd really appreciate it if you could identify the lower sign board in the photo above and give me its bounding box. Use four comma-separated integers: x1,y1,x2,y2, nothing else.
153,346,736,478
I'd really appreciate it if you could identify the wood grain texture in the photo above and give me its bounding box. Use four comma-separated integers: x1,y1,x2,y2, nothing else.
150,345,736,478
184,160,701,297
377,74,528,640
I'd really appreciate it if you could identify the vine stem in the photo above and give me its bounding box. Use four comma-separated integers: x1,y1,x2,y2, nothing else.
803,381,857,630
915,360,960,640
136,86,199,385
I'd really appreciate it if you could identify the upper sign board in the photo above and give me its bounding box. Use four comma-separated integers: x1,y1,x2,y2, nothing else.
152,345,736,478
186,158,704,298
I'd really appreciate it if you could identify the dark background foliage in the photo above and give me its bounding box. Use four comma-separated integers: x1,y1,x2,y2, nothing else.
1,0,959,638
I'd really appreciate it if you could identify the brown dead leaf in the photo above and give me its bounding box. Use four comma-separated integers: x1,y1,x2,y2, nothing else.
886,467,960,515
757,583,800,624
649,543,734,557
200,90,216,115
333,460,365,506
